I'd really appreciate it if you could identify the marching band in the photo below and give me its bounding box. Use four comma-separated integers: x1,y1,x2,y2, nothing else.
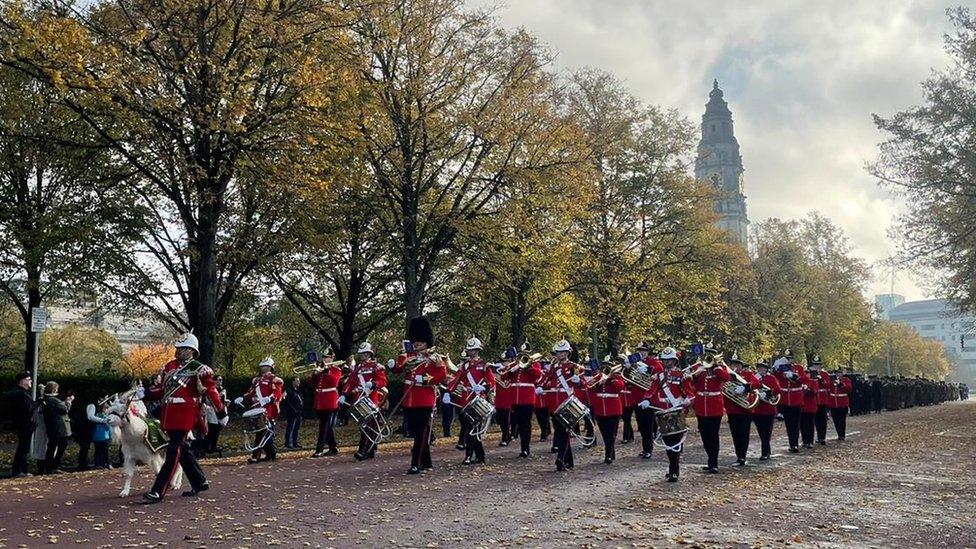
138,317,925,505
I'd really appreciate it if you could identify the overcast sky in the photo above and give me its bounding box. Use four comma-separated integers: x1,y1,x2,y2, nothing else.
469,0,962,302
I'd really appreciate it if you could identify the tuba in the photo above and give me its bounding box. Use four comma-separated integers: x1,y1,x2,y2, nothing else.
622,363,652,391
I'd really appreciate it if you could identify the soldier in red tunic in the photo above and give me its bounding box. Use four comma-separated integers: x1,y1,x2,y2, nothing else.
724,353,760,466
774,349,810,453
633,343,665,459
142,332,227,503
542,339,581,471
689,345,730,473
827,369,853,440
503,348,543,458
642,347,694,482
492,347,517,447
310,349,343,457
444,337,496,465
809,355,833,445
341,341,389,461
752,360,782,460
589,356,626,464
237,357,285,463
392,316,448,474
800,356,821,449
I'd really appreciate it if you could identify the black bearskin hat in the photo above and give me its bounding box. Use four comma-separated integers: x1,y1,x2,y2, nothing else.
408,316,435,347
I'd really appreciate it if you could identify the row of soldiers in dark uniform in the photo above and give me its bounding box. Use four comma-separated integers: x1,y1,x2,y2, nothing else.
848,375,967,415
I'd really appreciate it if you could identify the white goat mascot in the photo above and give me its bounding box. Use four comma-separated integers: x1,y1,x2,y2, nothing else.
105,388,183,497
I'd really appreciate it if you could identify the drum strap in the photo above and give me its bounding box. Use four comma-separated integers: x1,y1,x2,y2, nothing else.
357,368,368,391
466,369,477,389
556,367,573,395
662,384,681,408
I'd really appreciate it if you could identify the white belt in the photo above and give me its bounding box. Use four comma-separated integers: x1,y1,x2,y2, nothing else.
697,391,721,396
620,390,631,394
829,393,846,398
511,383,535,388
544,388,559,393
784,387,805,392
166,397,196,404
316,388,337,393
595,393,619,398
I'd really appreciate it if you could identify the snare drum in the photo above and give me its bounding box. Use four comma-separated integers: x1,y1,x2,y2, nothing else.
552,395,589,430
654,406,689,436
349,396,380,425
461,395,494,425
242,407,268,431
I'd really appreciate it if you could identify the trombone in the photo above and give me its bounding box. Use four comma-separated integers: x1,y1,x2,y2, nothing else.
498,352,542,376
294,358,350,375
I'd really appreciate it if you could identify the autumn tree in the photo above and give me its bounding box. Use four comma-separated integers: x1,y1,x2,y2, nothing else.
0,60,140,372
861,321,950,379
568,69,723,355
352,0,570,329
871,8,976,313
1,0,362,362
39,324,124,375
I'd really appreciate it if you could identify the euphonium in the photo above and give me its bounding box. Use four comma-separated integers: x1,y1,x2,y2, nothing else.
721,366,760,410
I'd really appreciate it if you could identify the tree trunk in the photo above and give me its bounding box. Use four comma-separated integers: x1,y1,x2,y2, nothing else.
190,208,220,364
605,318,622,357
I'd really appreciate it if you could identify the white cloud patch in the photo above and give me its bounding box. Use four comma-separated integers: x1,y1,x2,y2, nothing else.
470,0,960,300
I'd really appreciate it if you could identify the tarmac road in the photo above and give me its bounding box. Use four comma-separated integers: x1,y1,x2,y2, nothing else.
0,401,973,548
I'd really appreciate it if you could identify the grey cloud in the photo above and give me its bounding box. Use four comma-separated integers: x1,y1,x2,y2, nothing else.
471,0,960,299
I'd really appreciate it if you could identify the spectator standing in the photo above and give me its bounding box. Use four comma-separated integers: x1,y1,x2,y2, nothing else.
41,381,74,474
7,372,37,478
282,377,305,448
91,398,113,469
203,376,227,454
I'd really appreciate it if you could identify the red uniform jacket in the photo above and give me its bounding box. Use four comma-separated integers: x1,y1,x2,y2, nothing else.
542,360,581,413
245,372,285,421
826,376,852,409
147,359,225,432
691,365,731,417
394,352,448,408
754,373,782,416
775,363,811,407
342,359,388,406
504,363,542,406
311,366,343,412
810,369,831,406
645,368,694,410
589,373,625,417
535,362,550,409
494,366,513,410
446,358,496,407
801,374,820,413
578,373,597,406
724,369,761,416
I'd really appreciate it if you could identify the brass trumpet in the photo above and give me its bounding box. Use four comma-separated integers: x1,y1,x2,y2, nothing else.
294,359,347,375
498,352,542,376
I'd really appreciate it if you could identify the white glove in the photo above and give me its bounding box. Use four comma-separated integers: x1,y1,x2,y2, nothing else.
638,400,651,409
785,371,795,379
535,387,544,395
135,387,146,399
233,396,244,406
570,375,580,384
637,365,648,375
363,381,373,390
338,395,346,406
734,385,746,395
472,383,485,393
442,393,451,404
414,374,424,384
656,371,666,381
387,359,395,369
259,396,271,406
681,397,692,407
219,416,229,427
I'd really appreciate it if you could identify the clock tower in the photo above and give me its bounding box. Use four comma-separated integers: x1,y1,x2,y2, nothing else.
695,79,749,246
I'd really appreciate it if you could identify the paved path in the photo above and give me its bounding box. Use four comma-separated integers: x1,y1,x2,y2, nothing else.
1,401,974,548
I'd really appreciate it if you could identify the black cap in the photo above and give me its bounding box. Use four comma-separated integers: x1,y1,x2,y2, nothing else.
15,371,31,382
407,316,435,347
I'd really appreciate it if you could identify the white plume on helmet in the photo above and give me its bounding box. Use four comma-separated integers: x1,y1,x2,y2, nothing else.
174,331,199,354
552,339,572,353
465,337,483,351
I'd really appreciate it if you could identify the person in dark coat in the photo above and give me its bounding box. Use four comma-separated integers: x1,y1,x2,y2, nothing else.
40,381,74,474
282,377,305,449
7,372,37,478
